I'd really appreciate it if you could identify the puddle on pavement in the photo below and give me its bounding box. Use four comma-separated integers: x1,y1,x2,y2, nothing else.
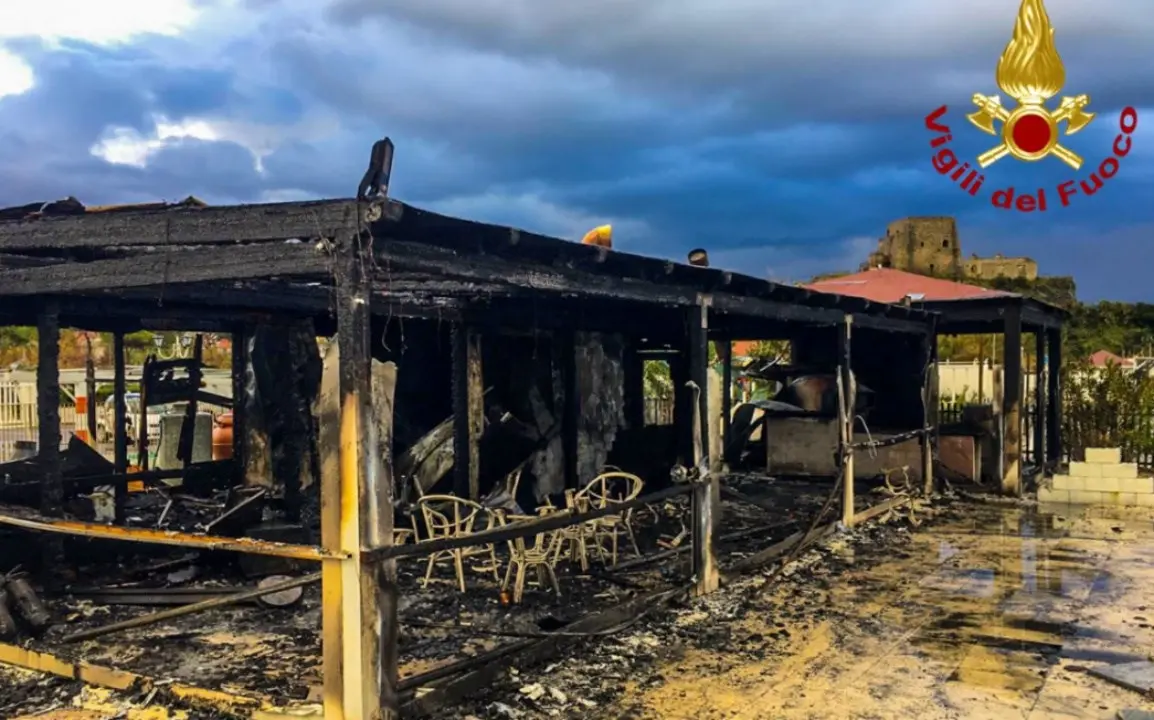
910,505,1129,697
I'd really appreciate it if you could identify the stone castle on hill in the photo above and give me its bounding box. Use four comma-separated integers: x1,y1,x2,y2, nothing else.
864,217,1038,281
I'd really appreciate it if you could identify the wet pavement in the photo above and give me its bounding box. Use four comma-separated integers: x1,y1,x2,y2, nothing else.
562,499,1154,720
5,497,1154,719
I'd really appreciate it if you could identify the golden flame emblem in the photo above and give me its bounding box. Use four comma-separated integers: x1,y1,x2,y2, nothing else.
967,0,1094,169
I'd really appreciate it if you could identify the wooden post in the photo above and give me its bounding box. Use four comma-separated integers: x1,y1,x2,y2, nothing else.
1002,304,1023,496
37,305,62,516
1034,330,1047,472
559,331,579,490
113,331,128,521
177,335,204,470
689,299,718,596
719,340,733,457
84,352,97,447
451,324,484,500
838,315,855,526
231,326,249,486
1046,329,1062,468
321,230,399,719
622,342,645,429
37,304,64,572
922,323,938,496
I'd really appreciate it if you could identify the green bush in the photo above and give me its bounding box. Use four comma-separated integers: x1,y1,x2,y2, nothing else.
1062,360,1154,466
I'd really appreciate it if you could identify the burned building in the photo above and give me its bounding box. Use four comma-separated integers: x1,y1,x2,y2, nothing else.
0,177,941,717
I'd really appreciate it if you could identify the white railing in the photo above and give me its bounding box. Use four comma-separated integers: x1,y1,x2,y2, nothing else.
0,380,78,462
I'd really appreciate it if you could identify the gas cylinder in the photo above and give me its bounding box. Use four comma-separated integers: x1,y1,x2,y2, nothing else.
213,412,234,461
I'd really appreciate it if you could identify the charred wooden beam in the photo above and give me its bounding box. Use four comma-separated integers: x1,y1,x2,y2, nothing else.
231,326,249,488
719,340,733,448
451,325,483,500
37,306,63,517
0,243,333,296
1002,304,1023,496
922,320,938,496
688,300,719,596
0,198,381,251
35,305,65,575
94,280,335,316
330,229,400,717
113,331,128,521
1033,330,1047,472
1046,328,1062,468
838,314,855,526
374,241,697,308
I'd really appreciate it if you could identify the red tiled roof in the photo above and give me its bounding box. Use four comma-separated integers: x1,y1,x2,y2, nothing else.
731,341,757,357
803,267,1013,303
1089,350,1134,368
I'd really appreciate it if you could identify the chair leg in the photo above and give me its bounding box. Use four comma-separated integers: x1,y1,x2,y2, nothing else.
545,563,561,595
453,551,466,593
610,527,619,567
514,563,527,604
422,552,438,589
624,521,641,557
487,544,500,582
502,556,515,592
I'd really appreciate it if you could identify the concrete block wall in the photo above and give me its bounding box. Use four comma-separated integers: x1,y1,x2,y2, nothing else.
1038,447,1154,506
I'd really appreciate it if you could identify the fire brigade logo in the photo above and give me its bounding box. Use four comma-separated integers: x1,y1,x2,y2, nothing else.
966,0,1093,169
924,0,1138,211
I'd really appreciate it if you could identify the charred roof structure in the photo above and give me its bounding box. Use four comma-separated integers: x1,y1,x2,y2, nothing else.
0,154,942,716
808,267,1067,494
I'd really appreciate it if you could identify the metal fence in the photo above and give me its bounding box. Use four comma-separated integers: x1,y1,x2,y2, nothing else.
0,381,77,462
1064,410,1154,470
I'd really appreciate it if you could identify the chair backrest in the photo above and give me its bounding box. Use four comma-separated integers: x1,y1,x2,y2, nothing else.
498,511,559,555
578,471,644,510
417,495,483,540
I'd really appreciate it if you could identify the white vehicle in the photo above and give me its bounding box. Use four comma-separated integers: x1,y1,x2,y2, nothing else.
95,393,161,444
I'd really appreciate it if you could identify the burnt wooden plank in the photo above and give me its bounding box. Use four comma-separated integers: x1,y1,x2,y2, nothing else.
0,243,332,296
374,241,697,307
1046,328,1061,467
113,331,128,521
0,199,378,251
380,201,932,324
37,304,65,573
1002,303,1023,496
332,229,400,716
451,325,483,500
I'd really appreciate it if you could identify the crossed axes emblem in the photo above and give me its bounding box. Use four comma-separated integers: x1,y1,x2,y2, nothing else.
967,93,1095,170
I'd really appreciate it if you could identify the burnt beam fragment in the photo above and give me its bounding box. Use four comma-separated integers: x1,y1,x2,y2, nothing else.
451,324,484,500
1046,328,1062,468
1033,330,1047,472
326,229,401,717
0,243,333,296
113,331,128,521
37,304,64,573
1002,304,1023,496
37,305,63,516
838,314,855,526
0,198,383,251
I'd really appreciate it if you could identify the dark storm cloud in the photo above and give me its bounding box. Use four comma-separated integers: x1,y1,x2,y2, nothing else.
0,0,1150,301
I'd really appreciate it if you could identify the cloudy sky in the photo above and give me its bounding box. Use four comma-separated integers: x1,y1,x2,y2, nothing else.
1,0,1151,301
